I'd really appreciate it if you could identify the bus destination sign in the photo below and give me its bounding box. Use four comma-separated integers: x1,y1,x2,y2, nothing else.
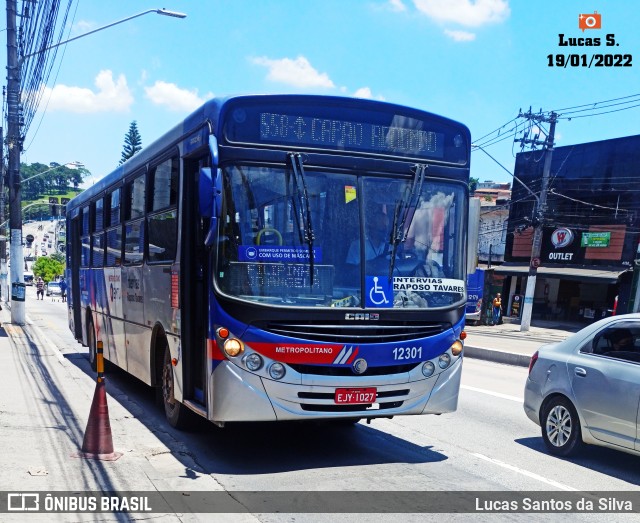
259,111,444,159
221,99,470,163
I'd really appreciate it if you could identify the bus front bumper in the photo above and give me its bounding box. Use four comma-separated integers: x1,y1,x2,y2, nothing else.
208,357,463,423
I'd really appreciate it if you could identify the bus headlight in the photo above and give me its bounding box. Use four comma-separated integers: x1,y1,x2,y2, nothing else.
421,361,435,377
438,353,451,369
244,353,263,371
223,338,244,357
268,362,286,380
450,340,463,356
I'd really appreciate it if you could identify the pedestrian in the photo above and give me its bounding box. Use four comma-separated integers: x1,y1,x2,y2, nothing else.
36,276,45,300
59,276,67,302
492,293,502,325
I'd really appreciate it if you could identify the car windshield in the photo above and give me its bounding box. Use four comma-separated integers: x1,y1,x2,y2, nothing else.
215,164,466,309
49,283,60,289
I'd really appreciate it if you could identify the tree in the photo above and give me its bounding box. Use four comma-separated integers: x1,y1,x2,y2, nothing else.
32,256,64,282
469,176,479,194
20,161,89,202
119,121,143,165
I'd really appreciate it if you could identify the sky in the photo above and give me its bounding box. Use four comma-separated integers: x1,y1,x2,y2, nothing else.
2,0,639,188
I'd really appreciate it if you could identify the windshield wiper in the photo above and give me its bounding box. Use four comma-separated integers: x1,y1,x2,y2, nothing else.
288,153,315,286
388,163,427,280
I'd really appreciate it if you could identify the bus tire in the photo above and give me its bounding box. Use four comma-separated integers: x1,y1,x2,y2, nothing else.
161,344,193,429
87,317,97,372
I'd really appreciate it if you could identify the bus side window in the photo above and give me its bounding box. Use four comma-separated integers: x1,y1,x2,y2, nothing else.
148,157,178,263
124,220,145,265
106,227,122,266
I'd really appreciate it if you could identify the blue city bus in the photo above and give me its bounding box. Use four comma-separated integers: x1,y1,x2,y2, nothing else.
465,268,485,325
66,94,471,428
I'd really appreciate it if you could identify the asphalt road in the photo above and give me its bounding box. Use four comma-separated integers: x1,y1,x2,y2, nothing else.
4,291,640,521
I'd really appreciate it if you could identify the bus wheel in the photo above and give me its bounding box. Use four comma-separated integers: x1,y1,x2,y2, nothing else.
161,345,192,429
87,318,97,372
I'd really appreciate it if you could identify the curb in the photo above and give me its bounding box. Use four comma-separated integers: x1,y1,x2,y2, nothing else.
464,344,532,368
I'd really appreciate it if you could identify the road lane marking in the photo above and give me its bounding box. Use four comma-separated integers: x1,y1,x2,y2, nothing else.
472,452,578,491
461,384,523,403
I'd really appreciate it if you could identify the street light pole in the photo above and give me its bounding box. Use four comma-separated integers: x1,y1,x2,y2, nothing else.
5,5,186,324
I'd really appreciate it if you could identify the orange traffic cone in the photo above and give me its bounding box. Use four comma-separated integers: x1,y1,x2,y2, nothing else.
72,341,122,461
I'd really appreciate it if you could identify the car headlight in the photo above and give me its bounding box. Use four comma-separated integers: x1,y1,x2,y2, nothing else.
450,340,463,356
223,338,244,357
422,361,435,377
438,353,451,369
244,353,263,371
268,362,286,380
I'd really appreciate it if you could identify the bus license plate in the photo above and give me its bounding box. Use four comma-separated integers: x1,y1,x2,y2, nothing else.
334,388,377,404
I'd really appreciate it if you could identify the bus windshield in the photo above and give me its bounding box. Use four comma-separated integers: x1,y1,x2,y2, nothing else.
216,163,466,309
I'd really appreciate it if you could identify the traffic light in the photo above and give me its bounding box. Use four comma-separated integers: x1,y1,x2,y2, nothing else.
49,196,59,217
60,197,69,217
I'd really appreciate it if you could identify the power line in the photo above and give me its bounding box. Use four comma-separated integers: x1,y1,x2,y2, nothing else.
551,92,640,114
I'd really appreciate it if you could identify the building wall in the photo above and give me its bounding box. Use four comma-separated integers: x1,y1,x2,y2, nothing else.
503,133,640,319
506,134,640,269
478,204,509,263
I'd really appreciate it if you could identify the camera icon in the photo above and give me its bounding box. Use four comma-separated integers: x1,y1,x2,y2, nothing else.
578,11,601,32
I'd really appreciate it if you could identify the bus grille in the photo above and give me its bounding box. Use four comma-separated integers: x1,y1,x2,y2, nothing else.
298,389,409,400
289,363,418,376
299,402,404,412
253,320,448,344
298,390,408,412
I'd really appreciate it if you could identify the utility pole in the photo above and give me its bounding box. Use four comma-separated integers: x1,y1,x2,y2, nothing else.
0,122,6,305
6,0,25,324
516,110,557,332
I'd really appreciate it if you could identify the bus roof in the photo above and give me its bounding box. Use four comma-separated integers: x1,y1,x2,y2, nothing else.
69,94,470,210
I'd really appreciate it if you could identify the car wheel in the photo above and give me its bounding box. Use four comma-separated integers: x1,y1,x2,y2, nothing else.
541,396,583,456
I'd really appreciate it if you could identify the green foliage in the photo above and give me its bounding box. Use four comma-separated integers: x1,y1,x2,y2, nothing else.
50,252,65,264
20,162,89,205
32,256,64,283
469,177,479,194
119,121,143,165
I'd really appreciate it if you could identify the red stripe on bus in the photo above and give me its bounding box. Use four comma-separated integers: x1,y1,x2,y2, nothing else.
345,347,359,364
249,342,343,365
208,339,225,360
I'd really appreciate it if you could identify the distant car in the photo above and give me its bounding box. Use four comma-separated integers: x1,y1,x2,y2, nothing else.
524,313,640,457
24,273,34,285
46,281,62,297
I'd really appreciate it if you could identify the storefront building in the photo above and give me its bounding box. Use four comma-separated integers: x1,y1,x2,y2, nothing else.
496,134,640,324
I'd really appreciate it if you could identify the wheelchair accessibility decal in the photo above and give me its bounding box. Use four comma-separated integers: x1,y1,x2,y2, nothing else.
365,276,392,307
366,276,466,308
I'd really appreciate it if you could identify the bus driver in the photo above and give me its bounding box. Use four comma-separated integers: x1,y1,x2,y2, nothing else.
346,208,389,264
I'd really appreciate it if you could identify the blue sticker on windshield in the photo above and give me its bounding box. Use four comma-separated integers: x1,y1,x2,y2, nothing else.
365,275,392,308
239,245,322,263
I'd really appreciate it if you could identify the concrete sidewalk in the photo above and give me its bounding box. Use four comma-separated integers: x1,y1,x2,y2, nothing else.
463,318,582,367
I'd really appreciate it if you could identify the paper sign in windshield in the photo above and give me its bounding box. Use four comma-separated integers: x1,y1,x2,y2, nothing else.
393,277,465,293
239,245,323,263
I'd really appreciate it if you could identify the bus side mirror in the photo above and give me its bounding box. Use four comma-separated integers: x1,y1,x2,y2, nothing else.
199,167,223,219
467,197,480,275
199,167,214,217
200,134,221,218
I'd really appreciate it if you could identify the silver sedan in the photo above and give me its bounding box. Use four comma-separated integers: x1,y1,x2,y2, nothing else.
524,313,640,457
